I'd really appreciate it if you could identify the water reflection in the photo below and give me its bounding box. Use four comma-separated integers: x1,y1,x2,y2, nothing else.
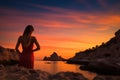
34,61,96,80
51,61,58,73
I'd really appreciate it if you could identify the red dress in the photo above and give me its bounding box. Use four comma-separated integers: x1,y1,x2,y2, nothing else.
19,42,34,69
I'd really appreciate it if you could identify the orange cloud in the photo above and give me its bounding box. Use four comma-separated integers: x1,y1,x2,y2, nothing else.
1,6,120,31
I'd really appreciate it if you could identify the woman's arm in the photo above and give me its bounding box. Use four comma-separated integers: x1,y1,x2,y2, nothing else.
32,37,40,52
15,36,21,54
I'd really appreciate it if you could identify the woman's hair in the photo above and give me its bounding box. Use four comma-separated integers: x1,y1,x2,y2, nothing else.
22,25,34,46
23,25,34,37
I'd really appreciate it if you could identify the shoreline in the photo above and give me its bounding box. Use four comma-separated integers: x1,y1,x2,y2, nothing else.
0,65,88,80
1,64,120,80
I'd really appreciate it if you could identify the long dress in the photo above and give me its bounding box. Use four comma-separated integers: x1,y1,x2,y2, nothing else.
19,42,34,69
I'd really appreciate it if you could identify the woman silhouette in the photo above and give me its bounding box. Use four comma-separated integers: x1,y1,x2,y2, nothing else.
15,25,40,69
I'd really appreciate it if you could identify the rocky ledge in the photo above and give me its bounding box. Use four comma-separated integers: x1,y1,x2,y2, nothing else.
0,65,87,80
80,58,120,75
0,46,19,65
94,75,120,80
1,65,120,80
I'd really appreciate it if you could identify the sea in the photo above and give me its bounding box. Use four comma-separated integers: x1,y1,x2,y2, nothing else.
34,60,96,80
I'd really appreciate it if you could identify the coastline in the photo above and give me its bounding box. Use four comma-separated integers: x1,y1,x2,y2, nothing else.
1,64,120,80
0,65,88,80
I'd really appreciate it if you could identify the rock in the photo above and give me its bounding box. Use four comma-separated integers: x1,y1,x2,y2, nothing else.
94,75,120,80
67,29,120,64
0,46,19,65
43,52,67,61
0,65,51,80
80,59,120,75
0,65,88,80
52,72,88,80
43,56,50,60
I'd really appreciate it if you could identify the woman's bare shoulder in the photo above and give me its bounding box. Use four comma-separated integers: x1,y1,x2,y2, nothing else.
18,36,23,40
31,36,36,41
19,35,22,38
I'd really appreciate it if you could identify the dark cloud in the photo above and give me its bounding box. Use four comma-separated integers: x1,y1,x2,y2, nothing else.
0,0,120,14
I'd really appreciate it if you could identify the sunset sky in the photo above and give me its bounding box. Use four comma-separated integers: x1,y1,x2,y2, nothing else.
0,0,120,60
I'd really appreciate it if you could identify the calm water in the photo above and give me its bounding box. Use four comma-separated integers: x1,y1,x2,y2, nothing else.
34,60,96,80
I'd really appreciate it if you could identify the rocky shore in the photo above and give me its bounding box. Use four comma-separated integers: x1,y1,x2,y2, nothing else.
67,29,120,75
80,58,120,75
0,65,88,80
1,65,120,80
0,46,19,65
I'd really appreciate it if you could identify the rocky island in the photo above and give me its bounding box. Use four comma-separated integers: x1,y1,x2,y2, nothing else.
43,52,67,61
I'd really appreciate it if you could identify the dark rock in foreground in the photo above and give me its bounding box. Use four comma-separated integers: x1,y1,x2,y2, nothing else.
0,46,19,65
0,65,88,80
94,75,120,80
80,58,120,75
0,60,19,65
52,72,88,80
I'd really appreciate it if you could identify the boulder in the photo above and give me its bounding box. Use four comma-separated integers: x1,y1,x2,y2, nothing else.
80,59,120,75
0,46,19,65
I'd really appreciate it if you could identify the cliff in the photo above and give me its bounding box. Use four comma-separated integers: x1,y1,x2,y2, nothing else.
67,29,120,63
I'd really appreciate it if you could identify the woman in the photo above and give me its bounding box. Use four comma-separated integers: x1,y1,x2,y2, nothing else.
15,25,40,69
